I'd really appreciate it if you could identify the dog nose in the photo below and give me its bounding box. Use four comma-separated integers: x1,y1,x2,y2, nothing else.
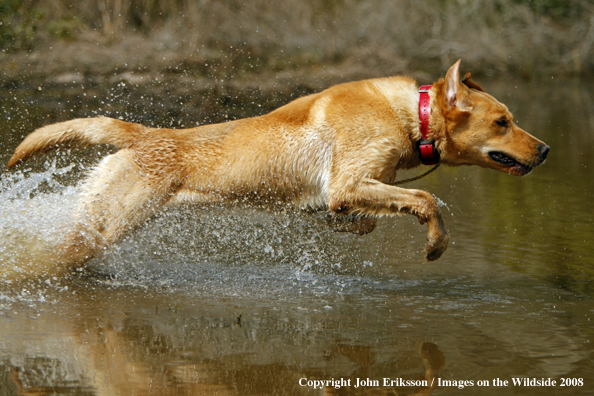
539,143,550,160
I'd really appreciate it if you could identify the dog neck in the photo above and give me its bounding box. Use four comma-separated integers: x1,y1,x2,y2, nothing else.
418,85,440,165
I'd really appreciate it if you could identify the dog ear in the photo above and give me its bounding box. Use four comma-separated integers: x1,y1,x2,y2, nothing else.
461,72,485,92
444,59,473,112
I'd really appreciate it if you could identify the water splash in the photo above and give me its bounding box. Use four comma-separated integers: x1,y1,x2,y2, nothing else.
0,162,79,282
0,160,380,299
88,205,371,294
1,160,76,200
433,195,451,213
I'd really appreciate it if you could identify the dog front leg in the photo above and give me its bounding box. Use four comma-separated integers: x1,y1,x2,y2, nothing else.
329,179,449,260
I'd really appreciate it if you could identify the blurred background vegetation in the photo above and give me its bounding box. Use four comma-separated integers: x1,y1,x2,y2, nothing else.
1,0,593,83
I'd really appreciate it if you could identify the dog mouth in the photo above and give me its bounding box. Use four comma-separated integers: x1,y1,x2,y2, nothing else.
488,151,532,175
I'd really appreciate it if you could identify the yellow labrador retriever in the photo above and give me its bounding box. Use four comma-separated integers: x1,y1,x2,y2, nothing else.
7,59,549,273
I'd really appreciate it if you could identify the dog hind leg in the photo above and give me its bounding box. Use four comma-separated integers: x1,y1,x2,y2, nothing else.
56,149,178,267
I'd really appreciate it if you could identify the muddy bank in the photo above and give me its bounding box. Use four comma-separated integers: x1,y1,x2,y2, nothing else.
2,0,592,127
2,0,592,94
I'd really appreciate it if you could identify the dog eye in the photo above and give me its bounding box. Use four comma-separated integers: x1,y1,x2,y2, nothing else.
495,119,508,128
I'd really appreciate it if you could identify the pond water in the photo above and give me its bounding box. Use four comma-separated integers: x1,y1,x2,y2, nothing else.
0,76,593,395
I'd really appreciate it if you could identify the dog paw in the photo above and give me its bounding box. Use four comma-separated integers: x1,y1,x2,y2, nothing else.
426,232,449,261
327,215,377,235
425,213,449,261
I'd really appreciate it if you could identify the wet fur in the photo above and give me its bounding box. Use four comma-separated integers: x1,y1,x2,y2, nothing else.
6,60,549,276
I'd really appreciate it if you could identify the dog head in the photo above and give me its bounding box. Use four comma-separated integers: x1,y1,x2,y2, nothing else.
432,60,550,176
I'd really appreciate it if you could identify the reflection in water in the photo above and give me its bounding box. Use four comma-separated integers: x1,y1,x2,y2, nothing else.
321,342,445,395
0,79,593,395
1,283,451,396
0,269,590,395
6,310,445,396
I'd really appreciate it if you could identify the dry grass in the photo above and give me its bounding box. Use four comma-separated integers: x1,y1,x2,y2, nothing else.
2,0,594,78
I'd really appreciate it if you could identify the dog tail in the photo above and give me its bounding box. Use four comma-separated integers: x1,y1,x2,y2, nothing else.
7,116,146,169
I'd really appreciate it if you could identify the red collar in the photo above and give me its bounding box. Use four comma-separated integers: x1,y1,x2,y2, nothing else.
418,85,440,165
